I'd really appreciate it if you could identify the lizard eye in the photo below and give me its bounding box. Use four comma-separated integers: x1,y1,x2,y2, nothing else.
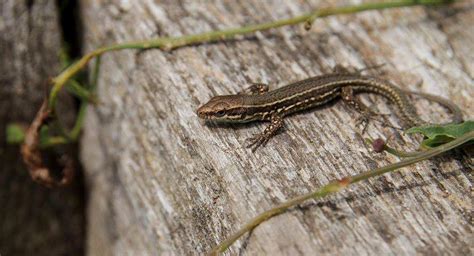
215,110,226,117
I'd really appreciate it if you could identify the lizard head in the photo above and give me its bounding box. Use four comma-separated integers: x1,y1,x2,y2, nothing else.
197,95,249,122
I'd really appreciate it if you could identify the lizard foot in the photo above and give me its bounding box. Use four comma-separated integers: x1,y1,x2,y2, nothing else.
245,133,270,152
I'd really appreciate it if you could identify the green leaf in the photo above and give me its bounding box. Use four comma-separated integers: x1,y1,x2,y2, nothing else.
6,124,26,144
406,121,474,148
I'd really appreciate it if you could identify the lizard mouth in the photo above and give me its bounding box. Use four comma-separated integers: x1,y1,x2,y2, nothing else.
196,108,212,120
200,114,212,120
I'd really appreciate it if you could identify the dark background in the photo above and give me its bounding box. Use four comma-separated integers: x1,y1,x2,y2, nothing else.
0,1,85,255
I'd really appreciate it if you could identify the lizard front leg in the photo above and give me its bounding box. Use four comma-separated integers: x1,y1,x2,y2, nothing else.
246,115,284,151
239,83,269,95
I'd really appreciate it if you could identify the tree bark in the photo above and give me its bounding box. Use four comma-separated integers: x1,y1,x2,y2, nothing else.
0,1,84,255
80,1,473,255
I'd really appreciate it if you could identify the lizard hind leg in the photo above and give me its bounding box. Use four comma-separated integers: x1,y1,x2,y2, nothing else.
341,87,390,134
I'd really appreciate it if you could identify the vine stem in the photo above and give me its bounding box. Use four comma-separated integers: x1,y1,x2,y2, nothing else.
209,130,473,255
48,0,452,110
365,137,427,157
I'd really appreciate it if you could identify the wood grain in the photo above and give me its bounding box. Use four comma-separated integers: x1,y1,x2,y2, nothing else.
80,1,473,255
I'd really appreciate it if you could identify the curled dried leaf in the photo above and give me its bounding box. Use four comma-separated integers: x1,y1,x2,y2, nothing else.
21,99,74,187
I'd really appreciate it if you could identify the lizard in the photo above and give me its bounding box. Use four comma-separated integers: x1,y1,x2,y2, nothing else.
196,66,463,151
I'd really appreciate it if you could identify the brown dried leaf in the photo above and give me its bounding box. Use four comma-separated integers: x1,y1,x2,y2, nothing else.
21,99,74,187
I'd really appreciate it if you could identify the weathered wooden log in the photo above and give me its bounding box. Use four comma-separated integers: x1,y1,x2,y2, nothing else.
80,1,473,255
